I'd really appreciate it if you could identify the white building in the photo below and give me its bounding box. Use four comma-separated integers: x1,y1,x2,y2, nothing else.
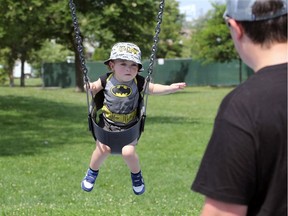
13,59,33,78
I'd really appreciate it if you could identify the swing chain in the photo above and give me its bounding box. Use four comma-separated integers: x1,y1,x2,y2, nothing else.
146,0,165,82
69,0,92,119
69,0,90,86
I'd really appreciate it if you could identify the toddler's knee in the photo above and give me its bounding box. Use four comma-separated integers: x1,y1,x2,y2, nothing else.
96,142,111,155
102,146,111,155
122,145,135,158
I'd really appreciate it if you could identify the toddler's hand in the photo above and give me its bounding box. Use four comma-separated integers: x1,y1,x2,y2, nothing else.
84,82,95,91
170,82,186,91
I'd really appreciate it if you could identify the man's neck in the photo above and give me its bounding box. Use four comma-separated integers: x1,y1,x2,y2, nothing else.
251,42,288,72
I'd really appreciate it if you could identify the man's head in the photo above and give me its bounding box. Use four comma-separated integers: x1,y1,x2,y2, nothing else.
224,0,287,45
223,0,287,70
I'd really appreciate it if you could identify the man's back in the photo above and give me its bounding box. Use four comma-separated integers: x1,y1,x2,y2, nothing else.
192,1,287,214
192,63,287,215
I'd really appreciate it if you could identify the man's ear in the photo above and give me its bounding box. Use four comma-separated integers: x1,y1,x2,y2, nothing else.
229,19,244,40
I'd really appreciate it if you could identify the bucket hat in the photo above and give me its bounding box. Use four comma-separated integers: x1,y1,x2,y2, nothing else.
104,42,143,71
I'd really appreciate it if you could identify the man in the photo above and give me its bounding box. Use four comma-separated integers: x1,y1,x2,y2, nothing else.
191,0,287,215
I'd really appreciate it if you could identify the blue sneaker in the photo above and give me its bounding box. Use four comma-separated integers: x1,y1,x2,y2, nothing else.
81,169,98,192
131,171,145,195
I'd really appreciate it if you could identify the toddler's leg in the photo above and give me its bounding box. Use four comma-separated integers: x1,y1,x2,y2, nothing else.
122,143,145,195
89,141,111,171
81,141,111,192
122,144,140,173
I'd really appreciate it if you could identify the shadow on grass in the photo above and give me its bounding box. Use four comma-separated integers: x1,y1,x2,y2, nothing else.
0,92,207,157
0,95,89,157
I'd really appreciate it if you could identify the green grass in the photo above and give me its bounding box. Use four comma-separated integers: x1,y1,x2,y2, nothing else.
0,85,233,215
6,78,43,87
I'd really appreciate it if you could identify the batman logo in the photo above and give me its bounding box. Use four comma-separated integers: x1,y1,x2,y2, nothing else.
111,85,132,97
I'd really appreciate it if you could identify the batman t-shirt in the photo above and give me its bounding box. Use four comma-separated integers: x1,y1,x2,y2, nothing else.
103,74,139,116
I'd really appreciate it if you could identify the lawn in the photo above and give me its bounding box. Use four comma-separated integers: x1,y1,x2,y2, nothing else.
0,83,232,215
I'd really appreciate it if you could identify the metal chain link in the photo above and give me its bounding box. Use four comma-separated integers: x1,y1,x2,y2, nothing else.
146,0,165,82
69,0,90,87
142,0,165,121
69,0,91,116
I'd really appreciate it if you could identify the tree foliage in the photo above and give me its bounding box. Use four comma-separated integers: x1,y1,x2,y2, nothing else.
190,2,239,64
0,0,63,86
88,0,183,60
0,0,183,89
29,40,74,76
157,0,184,58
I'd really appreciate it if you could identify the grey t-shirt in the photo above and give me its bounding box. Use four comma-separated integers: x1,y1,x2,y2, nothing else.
104,74,139,115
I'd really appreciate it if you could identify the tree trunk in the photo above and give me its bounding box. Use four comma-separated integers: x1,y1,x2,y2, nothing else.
70,33,84,92
20,57,25,87
7,59,14,87
75,51,84,92
8,70,14,87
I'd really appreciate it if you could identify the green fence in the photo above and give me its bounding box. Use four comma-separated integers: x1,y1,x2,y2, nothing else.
43,59,253,88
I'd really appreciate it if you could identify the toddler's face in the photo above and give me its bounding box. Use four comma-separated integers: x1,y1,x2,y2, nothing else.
109,59,139,82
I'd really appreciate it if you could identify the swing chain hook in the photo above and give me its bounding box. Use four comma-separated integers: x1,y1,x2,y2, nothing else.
146,0,165,82
69,0,90,87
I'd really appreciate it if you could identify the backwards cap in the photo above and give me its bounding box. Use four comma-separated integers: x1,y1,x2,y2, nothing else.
104,42,143,71
224,0,287,21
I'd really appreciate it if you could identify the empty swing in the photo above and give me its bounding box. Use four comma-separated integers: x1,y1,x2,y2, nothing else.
69,0,165,154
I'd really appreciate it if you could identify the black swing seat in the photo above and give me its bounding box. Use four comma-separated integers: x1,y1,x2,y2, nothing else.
89,113,145,154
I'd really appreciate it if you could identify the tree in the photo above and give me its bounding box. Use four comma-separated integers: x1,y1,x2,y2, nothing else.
29,40,74,76
60,0,159,91
0,0,59,87
0,0,85,88
88,0,158,59
189,2,244,83
156,0,184,58
89,0,184,60
0,0,184,89
190,2,239,64
70,0,181,91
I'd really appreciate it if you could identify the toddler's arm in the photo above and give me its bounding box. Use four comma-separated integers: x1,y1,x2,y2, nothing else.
148,82,186,95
